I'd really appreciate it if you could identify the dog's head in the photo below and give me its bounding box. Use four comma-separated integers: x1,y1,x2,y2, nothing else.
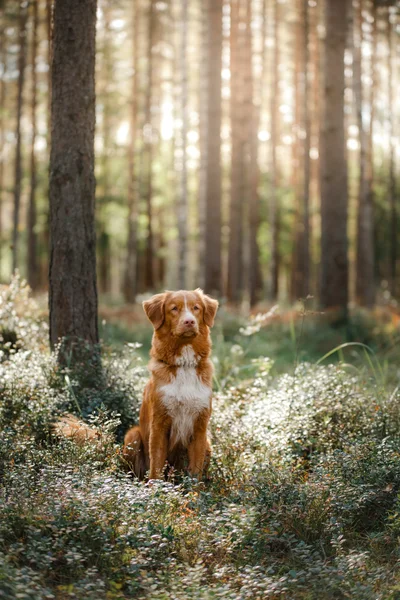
143,289,218,338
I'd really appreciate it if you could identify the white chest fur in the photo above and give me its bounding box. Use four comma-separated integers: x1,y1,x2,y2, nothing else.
159,346,211,446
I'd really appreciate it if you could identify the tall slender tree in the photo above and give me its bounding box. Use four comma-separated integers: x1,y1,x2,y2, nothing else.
388,7,397,296
124,0,139,303
269,0,280,300
0,3,6,280
177,0,188,289
291,0,311,301
98,3,112,294
203,0,223,296
227,0,248,303
144,0,155,290
248,0,264,306
40,0,53,288
49,0,98,355
319,0,349,315
46,0,52,140
27,0,38,290
12,0,28,273
354,0,374,306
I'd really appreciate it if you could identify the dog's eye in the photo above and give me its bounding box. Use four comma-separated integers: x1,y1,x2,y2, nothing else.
171,306,178,312
193,305,200,311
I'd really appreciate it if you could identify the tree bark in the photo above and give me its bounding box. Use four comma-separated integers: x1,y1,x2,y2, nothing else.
144,0,155,290
0,5,6,280
12,0,28,273
388,9,397,296
319,0,349,315
177,0,188,289
354,0,374,306
49,0,98,354
227,0,247,303
124,0,139,303
197,2,208,290
248,0,263,307
27,0,38,290
203,0,223,296
291,0,311,301
98,3,112,294
39,0,53,288
268,0,280,300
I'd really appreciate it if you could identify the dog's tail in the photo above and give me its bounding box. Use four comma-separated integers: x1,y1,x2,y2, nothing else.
123,426,148,480
53,414,102,446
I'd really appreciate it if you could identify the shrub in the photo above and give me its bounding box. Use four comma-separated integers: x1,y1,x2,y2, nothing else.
1,281,400,598
0,274,48,360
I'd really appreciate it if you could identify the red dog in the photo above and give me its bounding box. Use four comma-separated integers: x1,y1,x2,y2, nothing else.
123,289,218,480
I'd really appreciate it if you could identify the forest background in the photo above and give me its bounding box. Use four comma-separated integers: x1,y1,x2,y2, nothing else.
0,0,399,316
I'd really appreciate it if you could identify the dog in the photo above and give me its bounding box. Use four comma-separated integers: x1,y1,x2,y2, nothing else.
123,288,218,480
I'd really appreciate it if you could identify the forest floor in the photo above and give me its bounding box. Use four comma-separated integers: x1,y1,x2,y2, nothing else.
2,278,400,599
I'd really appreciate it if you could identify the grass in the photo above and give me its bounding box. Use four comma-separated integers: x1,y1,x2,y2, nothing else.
2,278,400,598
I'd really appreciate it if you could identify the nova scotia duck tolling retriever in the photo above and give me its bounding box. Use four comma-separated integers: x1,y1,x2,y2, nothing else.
123,288,218,480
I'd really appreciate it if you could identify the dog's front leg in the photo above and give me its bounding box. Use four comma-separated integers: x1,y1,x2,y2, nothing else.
149,422,168,479
187,420,208,480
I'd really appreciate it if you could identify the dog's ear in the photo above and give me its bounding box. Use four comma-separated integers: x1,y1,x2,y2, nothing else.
143,293,166,330
196,289,219,328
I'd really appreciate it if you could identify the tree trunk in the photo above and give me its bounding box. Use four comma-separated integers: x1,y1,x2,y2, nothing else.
309,0,321,298
0,6,6,280
197,2,208,290
319,0,349,315
49,0,98,354
98,4,112,294
46,0,53,140
388,9,397,297
40,0,53,288
367,0,377,288
144,0,154,290
12,0,28,273
124,0,139,303
27,0,38,290
248,0,264,307
177,0,188,290
354,0,374,306
291,0,311,301
227,0,247,303
203,0,223,296
269,0,280,300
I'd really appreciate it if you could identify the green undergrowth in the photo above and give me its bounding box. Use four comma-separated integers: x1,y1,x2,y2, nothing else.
1,278,400,598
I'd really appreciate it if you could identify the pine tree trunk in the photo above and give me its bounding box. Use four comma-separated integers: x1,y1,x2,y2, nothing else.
46,0,52,140
269,0,280,300
124,0,139,303
12,1,28,273
204,0,223,296
177,0,188,290
248,0,263,307
354,0,374,306
291,0,311,301
319,0,349,315
27,0,38,290
99,4,112,294
40,0,53,288
309,0,321,298
365,0,376,287
144,0,154,290
197,2,208,290
49,0,98,354
0,8,6,280
388,10,397,297
227,0,244,303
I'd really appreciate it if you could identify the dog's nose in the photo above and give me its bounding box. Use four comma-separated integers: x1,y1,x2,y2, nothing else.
184,318,195,326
